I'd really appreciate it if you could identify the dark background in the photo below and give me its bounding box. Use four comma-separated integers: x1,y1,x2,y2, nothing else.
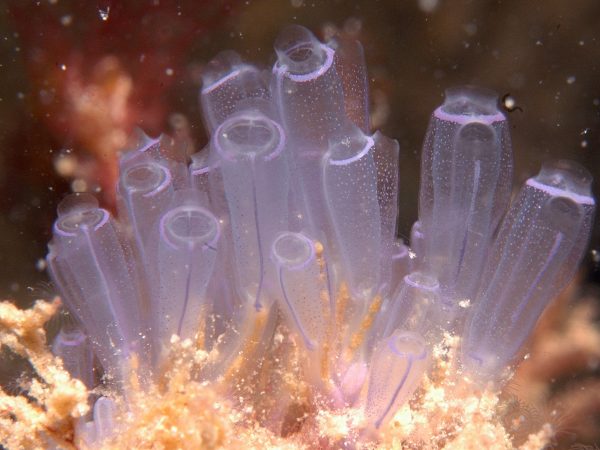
0,0,598,304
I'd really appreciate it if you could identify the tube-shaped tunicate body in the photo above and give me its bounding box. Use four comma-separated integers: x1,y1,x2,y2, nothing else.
200,51,271,134
117,159,174,253
462,160,595,380
46,194,144,379
382,272,441,338
153,197,220,352
272,25,347,236
323,126,381,301
365,331,429,429
418,86,512,304
372,131,400,293
52,325,95,388
273,25,346,146
271,232,327,351
211,110,289,310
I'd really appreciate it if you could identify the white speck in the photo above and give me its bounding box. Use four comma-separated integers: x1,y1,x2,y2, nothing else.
503,96,515,109
35,259,47,271
580,140,588,148
458,299,471,309
61,15,73,26
535,40,543,46
579,40,585,46
566,75,576,85
60,64,67,71
523,353,530,360
165,68,174,76
99,7,110,21
291,0,304,7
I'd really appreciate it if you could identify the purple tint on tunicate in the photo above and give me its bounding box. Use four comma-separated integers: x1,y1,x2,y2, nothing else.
418,86,513,315
271,232,326,352
323,125,381,301
211,110,290,310
200,51,272,134
52,325,95,388
462,160,595,381
365,331,428,429
47,194,145,382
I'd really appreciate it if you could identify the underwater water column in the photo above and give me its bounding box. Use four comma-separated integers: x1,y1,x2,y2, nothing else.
39,25,596,447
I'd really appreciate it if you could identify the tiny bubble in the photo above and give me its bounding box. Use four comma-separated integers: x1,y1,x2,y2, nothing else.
566,75,576,84
503,96,515,109
60,64,67,71
165,68,174,76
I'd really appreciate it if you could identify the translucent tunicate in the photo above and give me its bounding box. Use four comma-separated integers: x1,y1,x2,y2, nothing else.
418,86,512,311
462,160,595,380
365,331,429,429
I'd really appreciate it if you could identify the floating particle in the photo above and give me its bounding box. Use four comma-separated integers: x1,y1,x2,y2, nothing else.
99,7,110,21
35,259,47,271
61,15,73,26
71,178,88,192
566,75,576,85
503,96,515,109
53,153,77,177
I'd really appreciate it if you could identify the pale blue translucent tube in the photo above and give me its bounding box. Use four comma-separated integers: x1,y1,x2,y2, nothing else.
462,160,595,381
271,232,327,351
211,110,290,310
117,159,174,253
365,331,428,429
323,126,381,301
272,25,347,236
153,195,220,353
52,325,95,388
382,272,441,338
372,131,400,294
46,194,144,380
272,25,346,147
200,51,271,134
418,86,513,304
